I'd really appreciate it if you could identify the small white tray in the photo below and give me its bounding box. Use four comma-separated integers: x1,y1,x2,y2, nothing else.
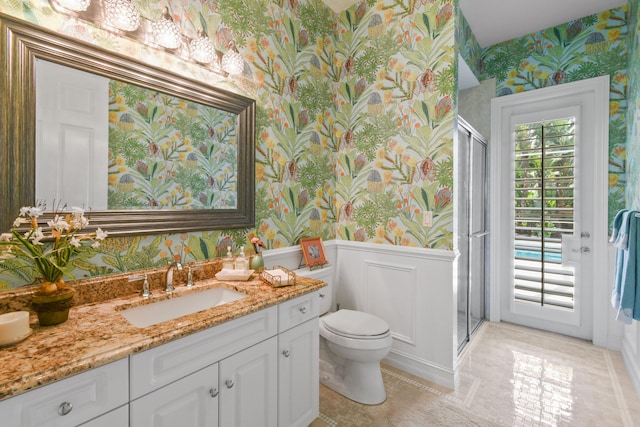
215,269,255,281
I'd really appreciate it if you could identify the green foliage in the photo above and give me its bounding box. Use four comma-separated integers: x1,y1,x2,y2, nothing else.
299,81,333,118
354,192,397,236
482,39,531,81
355,111,397,161
299,154,333,193
298,1,334,43
436,64,455,97
217,0,271,45
355,35,398,83
109,128,147,167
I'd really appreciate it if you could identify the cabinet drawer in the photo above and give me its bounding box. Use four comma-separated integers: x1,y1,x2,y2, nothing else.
131,306,277,399
0,358,128,427
278,291,319,332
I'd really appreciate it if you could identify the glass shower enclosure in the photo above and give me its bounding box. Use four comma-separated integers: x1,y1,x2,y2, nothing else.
456,117,488,353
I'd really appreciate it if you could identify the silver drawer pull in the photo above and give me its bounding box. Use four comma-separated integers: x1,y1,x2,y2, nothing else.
319,293,325,298
209,387,219,398
282,350,290,358
225,379,234,388
58,402,73,416
299,306,307,314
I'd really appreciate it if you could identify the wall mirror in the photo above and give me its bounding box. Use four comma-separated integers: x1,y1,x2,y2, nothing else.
0,13,255,236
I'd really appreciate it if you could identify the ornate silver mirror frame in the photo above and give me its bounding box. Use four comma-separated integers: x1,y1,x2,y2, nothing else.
0,13,256,236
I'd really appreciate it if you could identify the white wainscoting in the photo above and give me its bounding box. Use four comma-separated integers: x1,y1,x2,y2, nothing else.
263,240,458,389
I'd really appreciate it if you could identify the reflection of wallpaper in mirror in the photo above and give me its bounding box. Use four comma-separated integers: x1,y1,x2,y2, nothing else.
108,81,238,209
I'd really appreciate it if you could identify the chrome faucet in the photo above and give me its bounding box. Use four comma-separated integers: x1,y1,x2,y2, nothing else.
165,261,184,292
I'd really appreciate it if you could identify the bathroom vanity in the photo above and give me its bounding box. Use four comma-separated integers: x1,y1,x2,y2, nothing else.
0,275,323,427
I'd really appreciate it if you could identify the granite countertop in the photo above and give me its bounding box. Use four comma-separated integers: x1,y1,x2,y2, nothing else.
0,274,325,401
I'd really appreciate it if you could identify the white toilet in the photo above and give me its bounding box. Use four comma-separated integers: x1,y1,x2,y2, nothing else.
296,266,392,405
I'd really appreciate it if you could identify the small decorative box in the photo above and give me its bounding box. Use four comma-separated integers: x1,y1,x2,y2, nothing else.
260,266,296,287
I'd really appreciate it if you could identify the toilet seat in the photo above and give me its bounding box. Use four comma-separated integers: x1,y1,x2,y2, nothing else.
322,309,390,340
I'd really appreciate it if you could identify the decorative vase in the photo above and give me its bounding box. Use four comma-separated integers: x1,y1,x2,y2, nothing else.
250,254,264,271
31,286,76,326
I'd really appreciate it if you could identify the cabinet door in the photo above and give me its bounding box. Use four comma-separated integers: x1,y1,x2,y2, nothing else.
220,337,277,427
79,405,128,426
130,363,219,427
278,318,319,427
0,358,128,427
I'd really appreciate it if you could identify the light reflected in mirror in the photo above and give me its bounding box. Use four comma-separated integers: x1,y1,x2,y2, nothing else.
36,60,239,211
1,12,255,236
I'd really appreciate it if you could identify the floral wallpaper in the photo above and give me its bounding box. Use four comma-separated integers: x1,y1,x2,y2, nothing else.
0,0,457,289
626,0,640,210
332,1,455,248
457,9,482,80
108,80,238,209
481,6,630,226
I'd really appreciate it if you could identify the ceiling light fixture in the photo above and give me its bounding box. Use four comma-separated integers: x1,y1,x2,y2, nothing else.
47,0,243,79
104,0,141,32
153,8,181,49
221,42,244,75
189,28,216,64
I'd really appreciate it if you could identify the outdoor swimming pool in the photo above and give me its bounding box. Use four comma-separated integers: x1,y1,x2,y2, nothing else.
515,249,562,262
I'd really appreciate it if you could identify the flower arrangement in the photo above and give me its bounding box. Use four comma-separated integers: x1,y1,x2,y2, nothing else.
0,206,108,295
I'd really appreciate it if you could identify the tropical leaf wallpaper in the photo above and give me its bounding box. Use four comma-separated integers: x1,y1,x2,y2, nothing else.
481,6,630,225
0,0,456,289
627,0,640,210
108,80,239,209
1,0,637,290
457,10,482,80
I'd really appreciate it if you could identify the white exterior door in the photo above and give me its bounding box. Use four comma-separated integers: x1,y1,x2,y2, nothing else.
490,77,609,341
35,59,109,209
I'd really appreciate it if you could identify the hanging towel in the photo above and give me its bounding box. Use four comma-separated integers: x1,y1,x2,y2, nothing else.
611,210,640,324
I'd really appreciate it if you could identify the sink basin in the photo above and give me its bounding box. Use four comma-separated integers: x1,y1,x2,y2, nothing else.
119,287,247,328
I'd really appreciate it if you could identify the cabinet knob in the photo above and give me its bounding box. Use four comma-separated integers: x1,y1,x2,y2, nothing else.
319,293,325,298
209,387,219,398
282,349,290,358
58,401,73,416
299,306,307,314
225,379,234,388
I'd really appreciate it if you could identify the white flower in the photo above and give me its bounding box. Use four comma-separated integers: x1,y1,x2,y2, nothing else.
91,241,101,248
13,217,28,227
0,252,15,260
71,206,85,216
70,237,81,248
29,207,43,218
47,215,69,232
0,233,12,242
29,228,45,245
95,228,108,241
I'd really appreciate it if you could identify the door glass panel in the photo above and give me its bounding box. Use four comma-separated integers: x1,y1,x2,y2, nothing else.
513,119,576,310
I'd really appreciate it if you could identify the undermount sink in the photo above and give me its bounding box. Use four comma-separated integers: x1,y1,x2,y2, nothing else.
119,287,247,328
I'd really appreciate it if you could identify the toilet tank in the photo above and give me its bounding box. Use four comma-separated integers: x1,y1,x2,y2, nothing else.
294,265,334,315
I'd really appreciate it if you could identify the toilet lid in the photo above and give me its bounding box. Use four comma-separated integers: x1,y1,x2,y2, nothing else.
322,309,390,339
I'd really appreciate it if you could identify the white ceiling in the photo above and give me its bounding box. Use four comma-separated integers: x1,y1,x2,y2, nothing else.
460,0,628,48
322,0,628,48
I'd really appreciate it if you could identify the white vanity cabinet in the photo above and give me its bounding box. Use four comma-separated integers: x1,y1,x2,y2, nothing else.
0,358,128,427
219,337,278,427
0,288,322,427
130,363,219,427
277,291,320,427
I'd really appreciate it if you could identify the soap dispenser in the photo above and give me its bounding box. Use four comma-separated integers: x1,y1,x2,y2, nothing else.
235,245,249,271
223,246,235,270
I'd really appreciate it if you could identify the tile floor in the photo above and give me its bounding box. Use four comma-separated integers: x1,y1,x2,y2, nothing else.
310,321,640,426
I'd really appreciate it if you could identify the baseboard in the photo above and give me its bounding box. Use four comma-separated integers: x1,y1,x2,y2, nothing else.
384,349,457,390
622,336,640,400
